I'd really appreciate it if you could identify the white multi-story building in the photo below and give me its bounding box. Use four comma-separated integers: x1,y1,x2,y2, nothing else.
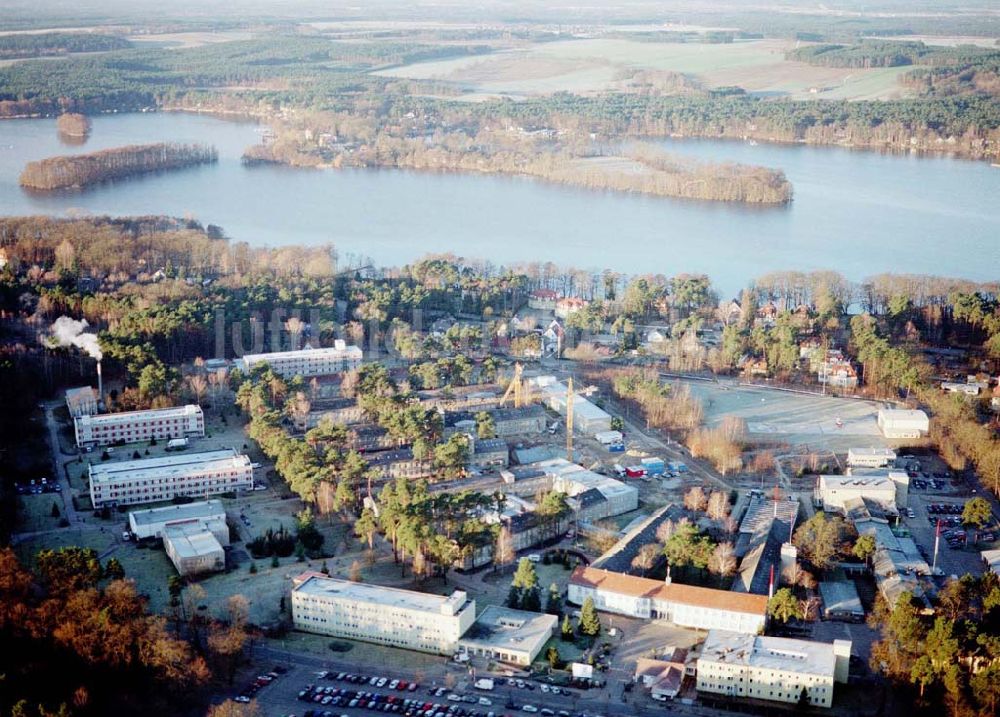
568,567,768,634
162,521,226,576
74,404,204,447
240,340,363,378
696,630,851,709
89,449,252,508
877,409,929,439
128,499,228,541
291,573,476,655
65,386,99,418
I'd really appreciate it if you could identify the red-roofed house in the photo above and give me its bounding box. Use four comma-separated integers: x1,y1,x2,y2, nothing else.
528,289,559,311
568,566,768,633
555,297,589,319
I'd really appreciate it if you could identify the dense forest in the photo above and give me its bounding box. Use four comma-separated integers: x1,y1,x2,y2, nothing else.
787,40,1000,69
20,142,217,190
0,31,131,60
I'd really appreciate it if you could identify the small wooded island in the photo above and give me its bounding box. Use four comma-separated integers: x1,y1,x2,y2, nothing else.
19,142,217,190
55,112,91,138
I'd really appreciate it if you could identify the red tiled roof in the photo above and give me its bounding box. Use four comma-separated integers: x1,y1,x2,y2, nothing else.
570,566,768,616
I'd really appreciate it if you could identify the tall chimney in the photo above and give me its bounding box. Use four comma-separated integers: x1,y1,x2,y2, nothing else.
768,564,775,600
97,361,103,403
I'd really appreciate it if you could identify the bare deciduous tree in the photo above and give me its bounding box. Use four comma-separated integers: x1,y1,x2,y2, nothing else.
684,486,709,513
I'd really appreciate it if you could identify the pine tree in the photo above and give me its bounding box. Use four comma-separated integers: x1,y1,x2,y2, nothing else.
546,645,562,669
511,557,539,591
561,614,575,641
545,582,563,616
507,585,522,609
579,596,601,637
104,557,125,580
521,586,541,612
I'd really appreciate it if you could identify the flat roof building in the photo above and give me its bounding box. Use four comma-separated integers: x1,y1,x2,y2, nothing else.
291,574,476,655
240,341,363,378
456,606,557,667
65,386,99,418
75,404,204,447
696,630,851,709
568,567,768,634
877,409,929,439
816,474,897,513
89,449,252,508
162,521,225,576
128,499,228,540
847,447,897,469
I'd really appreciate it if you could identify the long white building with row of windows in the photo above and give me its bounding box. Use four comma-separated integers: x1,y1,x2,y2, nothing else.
291,573,476,654
74,404,204,448
89,449,253,508
240,341,363,378
568,567,769,634
696,630,851,709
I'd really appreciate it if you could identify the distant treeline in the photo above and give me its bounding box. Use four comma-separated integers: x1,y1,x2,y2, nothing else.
19,142,217,190
0,32,131,59
787,40,1000,69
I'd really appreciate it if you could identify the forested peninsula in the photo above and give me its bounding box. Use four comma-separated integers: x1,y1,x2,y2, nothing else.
19,142,217,190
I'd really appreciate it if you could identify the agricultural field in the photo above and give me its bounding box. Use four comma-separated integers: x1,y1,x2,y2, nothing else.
375,38,917,101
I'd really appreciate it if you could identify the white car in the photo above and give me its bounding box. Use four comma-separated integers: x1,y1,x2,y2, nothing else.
389,679,399,690
540,685,550,693
478,697,492,706
376,677,388,688
522,706,538,713
447,694,463,702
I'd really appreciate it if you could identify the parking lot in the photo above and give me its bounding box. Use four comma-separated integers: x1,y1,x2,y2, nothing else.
251,662,602,717
901,454,999,579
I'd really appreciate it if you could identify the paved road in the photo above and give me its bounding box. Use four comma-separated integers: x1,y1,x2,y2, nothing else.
43,402,80,524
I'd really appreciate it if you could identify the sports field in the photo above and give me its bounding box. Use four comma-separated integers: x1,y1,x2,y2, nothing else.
375,38,914,101
681,380,888,451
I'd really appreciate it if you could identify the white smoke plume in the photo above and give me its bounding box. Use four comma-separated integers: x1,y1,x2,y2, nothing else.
44,316,103,360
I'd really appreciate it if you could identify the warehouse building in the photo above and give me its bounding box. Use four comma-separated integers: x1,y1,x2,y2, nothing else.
456,606,557,666
128,499,228,541
877,409,929,439
89,449,253,508
240,340,363,378
568,567,768,634
75,404,204,447
530,376,613,434
291,573,476,654
696,630,851,709
65,386,99,418
162,521,226,576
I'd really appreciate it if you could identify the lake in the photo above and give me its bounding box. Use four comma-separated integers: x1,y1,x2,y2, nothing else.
1,112,997,296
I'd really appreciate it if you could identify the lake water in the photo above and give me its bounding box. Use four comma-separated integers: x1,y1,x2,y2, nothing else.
1,112,997,296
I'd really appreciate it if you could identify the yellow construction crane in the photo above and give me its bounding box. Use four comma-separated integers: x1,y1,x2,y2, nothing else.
499,362,523,408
